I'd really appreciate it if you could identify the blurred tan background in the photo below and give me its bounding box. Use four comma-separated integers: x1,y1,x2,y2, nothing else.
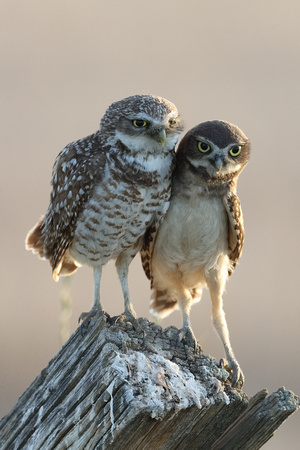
1,1,299,448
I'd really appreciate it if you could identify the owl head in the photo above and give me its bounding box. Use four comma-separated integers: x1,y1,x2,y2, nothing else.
176,120,250,186
99,94,183,154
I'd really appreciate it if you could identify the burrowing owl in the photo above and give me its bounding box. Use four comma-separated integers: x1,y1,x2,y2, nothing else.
141,120,250,386
26,94,183,325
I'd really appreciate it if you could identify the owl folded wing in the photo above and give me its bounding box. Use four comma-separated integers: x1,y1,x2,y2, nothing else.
26,132,105,279
223,192,245,275
140,222,159,285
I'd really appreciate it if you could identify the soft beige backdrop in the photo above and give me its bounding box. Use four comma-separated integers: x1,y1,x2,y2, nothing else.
1,1,299,448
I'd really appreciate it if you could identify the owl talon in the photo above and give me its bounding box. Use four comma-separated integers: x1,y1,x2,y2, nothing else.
221,358,244,388
176,326,199,352
219,358,226,369
78,309,107,336
117,309,145,336
232,366,244,389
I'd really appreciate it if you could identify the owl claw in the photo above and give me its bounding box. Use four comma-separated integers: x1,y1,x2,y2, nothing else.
78,308,108,336
117,308,145,336
232,366,245,389
176,326,201,352
220,358,244,388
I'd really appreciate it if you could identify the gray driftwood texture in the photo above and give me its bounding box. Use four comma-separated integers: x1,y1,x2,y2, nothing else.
0,312,299,449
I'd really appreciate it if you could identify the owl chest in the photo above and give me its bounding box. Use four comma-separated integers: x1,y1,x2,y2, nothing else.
156,194,229,270
71,175,170,264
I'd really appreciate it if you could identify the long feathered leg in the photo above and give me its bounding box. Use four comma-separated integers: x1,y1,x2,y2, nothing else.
79,266,106,331
209,285,244,387
177,291,199,350
115,252,137,320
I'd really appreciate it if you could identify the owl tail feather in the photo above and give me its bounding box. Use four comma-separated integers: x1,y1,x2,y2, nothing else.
25,217,45,258
150,289,179,318
150,287,203,318
26,218,79,281
52,249,79,282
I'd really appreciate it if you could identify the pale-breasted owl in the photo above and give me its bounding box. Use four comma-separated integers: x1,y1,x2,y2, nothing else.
26,94,183,325
141,120,250,387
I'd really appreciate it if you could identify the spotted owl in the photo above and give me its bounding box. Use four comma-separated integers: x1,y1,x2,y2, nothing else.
26,94,183,325
141,120,250,387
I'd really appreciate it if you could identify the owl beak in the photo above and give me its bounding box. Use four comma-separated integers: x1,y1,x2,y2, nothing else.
158,128,167,146
214,155,224,172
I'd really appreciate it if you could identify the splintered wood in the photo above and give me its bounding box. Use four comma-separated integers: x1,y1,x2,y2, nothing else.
0,313,298,449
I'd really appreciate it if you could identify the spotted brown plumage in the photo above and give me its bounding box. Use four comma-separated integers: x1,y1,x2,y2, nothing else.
223,188,245,275
26,94,183,325
141,120,250,387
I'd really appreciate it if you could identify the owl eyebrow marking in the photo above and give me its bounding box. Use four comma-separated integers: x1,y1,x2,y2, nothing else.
195,135,212,143
127,111,180,127
127,112,155,121
223,142,245,151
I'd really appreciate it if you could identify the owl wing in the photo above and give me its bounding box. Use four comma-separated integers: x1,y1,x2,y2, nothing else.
223,192,245,275
140,222,159,286
30,132,105,279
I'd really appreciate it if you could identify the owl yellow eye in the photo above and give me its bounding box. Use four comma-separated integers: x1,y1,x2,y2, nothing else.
132,119,147,128
229,145,242,157
198,141,211,153
169,118,177,126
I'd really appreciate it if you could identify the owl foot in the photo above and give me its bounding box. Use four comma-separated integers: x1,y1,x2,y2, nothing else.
78,308,108,336
176,326,201,352
219,358,244,388
118,307,144,336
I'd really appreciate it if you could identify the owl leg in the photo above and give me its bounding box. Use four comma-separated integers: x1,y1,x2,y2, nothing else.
115,252,137,320
209,285,244,388
78,266,105,331
177,291,199,351
92,266,103,309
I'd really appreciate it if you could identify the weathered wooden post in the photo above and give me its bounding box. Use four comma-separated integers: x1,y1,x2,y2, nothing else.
0,311,298,449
